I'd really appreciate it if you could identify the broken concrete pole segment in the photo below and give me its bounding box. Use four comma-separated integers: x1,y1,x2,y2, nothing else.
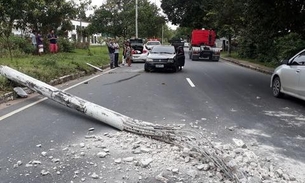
0,65,239,182
13,87,28,98
0,65,123,130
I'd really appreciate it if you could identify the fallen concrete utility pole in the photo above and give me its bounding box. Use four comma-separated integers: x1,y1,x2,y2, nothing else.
0,65,177,137
0,65,240,182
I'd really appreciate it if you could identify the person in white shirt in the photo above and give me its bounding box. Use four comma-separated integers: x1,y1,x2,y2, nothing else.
113,40,120,67
30,31,37,48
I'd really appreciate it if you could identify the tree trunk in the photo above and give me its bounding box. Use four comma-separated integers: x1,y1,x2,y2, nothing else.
228,34,232,56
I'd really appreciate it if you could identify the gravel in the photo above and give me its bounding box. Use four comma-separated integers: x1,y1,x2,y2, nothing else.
2,128,304,182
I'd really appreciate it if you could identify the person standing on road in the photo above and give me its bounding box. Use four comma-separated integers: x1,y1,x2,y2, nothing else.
113,40,120,67
125,41,132,67
107,39,115,69
47,29,58,53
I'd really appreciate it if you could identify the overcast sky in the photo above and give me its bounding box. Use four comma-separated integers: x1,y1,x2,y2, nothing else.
90,0,161,8
87,0,177,29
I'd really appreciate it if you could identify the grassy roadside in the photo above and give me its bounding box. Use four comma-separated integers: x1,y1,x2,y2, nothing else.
221,51,278,69
0,46,115,95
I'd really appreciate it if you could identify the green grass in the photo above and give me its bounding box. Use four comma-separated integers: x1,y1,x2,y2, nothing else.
0,46,116,94
221,51,278,68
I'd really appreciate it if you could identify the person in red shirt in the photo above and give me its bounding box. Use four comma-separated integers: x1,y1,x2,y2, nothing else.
48,30,58,53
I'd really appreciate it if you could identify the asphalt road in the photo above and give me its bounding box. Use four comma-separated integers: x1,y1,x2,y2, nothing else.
1,54,305,182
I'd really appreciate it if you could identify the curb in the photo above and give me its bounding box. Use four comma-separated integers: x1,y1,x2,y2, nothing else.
221,57,274,75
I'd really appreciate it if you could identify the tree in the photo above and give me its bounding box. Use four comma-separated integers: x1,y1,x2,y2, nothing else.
88,0,166,39
0,0,31,60
24,0,77,35
238,0,305,62
207,0,246,54
161,0,305,63
172,27,193,41
161,0,214,29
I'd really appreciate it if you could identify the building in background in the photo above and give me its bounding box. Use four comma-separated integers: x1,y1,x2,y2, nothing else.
68,20,103,45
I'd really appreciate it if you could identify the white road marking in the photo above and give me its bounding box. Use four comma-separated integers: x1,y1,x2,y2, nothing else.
0,69,114,121
186,78,195,87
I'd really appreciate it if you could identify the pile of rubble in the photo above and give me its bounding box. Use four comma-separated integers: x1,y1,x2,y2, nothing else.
8,127,301,183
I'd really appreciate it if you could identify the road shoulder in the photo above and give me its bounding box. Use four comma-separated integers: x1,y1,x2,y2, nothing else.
221,56,274,75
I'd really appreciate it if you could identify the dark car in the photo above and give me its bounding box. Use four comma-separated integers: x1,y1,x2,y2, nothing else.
144,45,185,72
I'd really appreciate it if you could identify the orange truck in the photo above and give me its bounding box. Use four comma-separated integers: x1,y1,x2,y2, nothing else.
189,29,220,61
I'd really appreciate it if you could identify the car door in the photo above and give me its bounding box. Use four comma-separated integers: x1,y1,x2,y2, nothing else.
292,51,305,97
280,64,300,94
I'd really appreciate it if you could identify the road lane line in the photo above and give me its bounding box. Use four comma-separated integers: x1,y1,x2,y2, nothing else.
0,69,114,121
0,98,47,121
186,78,195,87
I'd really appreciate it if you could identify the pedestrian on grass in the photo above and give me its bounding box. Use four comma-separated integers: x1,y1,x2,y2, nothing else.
29,30,37,55
30,30,37,49
47,29,58,53
36,31,44,56
107,39,115,69
113,39,120,67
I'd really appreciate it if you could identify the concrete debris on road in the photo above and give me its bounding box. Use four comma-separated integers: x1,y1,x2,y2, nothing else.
13,87,28,98
4,129,301,183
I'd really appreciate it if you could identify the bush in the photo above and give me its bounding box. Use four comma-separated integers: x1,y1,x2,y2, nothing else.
0,35,35,56
237,32,305,66
73,42,90,49
58,37,74,53
275,33,305,61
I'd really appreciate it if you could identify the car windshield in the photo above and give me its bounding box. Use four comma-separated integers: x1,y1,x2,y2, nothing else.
147,41,160,45
151,46,175,54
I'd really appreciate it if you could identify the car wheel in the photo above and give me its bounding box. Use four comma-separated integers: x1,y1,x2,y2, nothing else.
272,76,283,98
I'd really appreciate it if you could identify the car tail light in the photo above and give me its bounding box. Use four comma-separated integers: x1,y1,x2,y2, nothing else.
143,49,148,53
132,50,136,54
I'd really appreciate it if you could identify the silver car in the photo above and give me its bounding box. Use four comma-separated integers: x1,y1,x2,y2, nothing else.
145,41,161,50
271,49,305,100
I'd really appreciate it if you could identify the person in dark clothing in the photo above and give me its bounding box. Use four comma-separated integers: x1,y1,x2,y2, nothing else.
47,30,58,53
107,39,115,69
113,40,120,67
36,31,44,56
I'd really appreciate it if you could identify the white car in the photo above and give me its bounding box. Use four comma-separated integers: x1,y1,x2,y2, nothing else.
271,49,305,100
131,46,149,62
130,38,149,62
145,41,161,50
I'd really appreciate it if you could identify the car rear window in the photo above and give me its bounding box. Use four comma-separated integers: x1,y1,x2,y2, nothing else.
130,38,143,44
